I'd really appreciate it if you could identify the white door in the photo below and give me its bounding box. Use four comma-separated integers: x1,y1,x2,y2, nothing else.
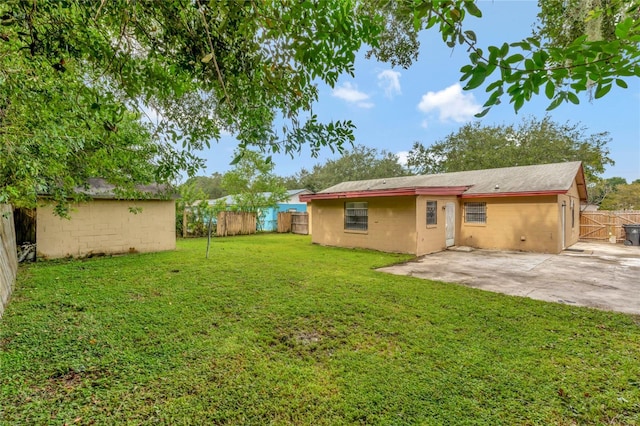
445,202,455,247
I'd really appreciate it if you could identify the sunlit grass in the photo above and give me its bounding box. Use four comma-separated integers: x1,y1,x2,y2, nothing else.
1,234,639,425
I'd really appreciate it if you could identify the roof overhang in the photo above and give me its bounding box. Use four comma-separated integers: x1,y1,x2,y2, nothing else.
300,186,470,201
575,163,588,201
460,190,567,199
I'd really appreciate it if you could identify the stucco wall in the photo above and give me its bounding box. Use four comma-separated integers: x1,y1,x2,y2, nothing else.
415,195,459,256
458,195,561,253
37,199,176,259
311,196,417,254
0,204,18,318
559,181,582,249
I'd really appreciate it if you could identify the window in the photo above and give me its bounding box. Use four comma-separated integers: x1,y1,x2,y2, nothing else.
570,199,575,228
345,202,368,231
426,201,437,225
464,202,486,223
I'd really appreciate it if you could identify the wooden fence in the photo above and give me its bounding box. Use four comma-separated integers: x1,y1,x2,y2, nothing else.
580,210,640,242
217,211,256,237
277,212,292,233
291,212,309,235
277,212,309,235
1,204,18,318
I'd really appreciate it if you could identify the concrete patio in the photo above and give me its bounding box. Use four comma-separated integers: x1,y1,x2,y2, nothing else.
378,241,640,315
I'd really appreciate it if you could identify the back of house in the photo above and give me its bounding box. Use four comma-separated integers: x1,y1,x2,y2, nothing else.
301,162,587,255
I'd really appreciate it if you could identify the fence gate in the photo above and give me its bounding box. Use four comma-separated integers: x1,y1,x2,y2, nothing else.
13,208,36,245
291,212,309,235
580,210,640,242
277,212,292,233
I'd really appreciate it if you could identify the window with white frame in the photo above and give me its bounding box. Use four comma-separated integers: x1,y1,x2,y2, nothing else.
426,201,437,225
464,202,486,223
345,202,368,231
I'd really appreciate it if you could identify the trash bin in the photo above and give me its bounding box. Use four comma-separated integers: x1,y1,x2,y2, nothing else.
622,224,640,246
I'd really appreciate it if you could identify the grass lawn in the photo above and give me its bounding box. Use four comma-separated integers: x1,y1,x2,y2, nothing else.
1,234,639,425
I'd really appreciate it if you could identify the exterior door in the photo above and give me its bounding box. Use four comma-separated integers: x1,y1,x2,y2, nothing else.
561,201,566,249
445,202,455,247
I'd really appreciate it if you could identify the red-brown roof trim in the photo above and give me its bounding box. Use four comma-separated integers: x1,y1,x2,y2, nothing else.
460,190,567,198
300,186,470,201
300,187,571,201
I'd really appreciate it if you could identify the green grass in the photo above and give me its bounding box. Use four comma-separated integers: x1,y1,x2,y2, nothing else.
1,234,639,425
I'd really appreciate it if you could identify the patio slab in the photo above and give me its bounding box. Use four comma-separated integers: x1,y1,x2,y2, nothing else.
378,242,640,315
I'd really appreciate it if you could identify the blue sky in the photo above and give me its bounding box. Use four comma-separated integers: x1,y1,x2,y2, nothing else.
196,1,640,183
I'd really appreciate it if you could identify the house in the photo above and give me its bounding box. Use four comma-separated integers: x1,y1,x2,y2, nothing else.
37,178,176,259
210,189,313,231
300,162,587,255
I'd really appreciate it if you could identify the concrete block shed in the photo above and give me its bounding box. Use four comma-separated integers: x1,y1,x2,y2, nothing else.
37,179,176,259
301,162,587,255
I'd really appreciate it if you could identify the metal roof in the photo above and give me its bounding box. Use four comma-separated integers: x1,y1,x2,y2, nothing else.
314,162,587,200
209,189,313,205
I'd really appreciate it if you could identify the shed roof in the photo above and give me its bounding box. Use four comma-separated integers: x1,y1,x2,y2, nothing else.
73,178,175,200
302,162,587,201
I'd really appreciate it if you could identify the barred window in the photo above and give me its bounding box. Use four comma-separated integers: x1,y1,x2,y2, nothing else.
345,202,368,231
464,202,486,224
426,201,437,225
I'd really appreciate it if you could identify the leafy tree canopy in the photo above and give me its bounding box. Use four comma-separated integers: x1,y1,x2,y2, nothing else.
285,145,410,192
221,151,288,217
1,0,380,209
183,173,227,200
452,0,639,115
406,116,614,182
599,182,640,210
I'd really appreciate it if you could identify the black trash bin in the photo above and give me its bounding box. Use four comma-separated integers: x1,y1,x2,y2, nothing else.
622,224,640,246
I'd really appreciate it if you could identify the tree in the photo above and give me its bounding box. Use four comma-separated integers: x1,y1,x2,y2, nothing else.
406,116,613,182
183,173,227,200
428,0,640,115
221,151,288,230
1,0,381,210
599,183,640,210
175,183,207,238
604,177,629,188
586,177,626,205
285,145,410,192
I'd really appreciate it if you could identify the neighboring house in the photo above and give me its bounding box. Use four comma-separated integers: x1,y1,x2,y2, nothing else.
209,189,313,231
37,178,176,259
300,162,587,255
582,204,600,212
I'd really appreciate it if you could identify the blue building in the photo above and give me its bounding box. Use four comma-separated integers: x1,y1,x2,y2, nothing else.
210,189,312,232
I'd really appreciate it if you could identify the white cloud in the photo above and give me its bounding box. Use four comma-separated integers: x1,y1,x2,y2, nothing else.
417,83,481,123
420,119,429,129
332,82,374,108
377,70,402,98
396,151,409,166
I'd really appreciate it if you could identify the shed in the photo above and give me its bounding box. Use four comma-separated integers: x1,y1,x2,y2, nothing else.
37,179,176,259
300,162,587,255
